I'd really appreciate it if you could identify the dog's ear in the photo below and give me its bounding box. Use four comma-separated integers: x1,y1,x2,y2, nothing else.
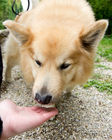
80,20,108,51
3,20,30,45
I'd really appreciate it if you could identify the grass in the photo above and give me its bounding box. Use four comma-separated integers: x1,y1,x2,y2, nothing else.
84,73,112,95
84,37,112,94
95,64,112,70
97,37,112,61
84,79,112,95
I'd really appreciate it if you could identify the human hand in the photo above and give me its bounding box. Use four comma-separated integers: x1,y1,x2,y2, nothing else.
0,99,58,140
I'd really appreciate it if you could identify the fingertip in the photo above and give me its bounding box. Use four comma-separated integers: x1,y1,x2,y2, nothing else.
44,108,58,118
52,108,58,115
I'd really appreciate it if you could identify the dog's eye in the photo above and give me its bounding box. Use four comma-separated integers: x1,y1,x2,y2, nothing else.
60,63,71,70
35,60,42,66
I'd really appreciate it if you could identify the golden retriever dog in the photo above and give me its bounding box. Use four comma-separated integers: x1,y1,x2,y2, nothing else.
3,0,108,105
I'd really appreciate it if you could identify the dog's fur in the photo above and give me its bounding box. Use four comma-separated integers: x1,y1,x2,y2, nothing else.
3,0,108,103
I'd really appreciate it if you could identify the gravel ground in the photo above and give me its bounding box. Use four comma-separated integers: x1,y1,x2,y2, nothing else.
0,57,112,140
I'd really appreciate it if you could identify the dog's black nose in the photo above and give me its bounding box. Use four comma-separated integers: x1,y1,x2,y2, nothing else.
35,93,52,104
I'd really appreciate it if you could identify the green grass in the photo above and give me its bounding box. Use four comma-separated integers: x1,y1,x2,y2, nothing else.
98,37,112,61
95,64,112,70
84,37,112,95
84,78,112,95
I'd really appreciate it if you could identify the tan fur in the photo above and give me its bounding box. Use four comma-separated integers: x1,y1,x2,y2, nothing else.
3,0,108,103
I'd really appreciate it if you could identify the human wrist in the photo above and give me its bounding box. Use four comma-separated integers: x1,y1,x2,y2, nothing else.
0,117,6,140
0,117,3,138
0,117,8,140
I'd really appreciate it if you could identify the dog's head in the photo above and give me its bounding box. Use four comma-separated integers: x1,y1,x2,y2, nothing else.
4,20,108,105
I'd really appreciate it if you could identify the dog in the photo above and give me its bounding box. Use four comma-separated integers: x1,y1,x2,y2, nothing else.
3,0,108,105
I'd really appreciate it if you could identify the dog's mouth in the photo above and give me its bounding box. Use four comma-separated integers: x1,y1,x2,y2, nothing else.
35,99,55,108
36,101,55,108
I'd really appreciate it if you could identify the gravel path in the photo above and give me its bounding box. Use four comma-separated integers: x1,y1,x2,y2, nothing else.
0,58,112,140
